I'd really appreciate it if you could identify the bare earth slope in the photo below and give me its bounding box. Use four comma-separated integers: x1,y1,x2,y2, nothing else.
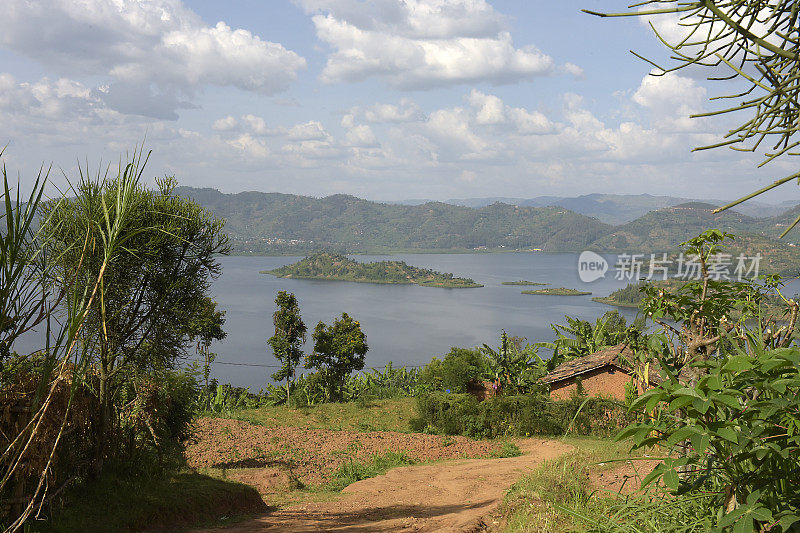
196,438,572,532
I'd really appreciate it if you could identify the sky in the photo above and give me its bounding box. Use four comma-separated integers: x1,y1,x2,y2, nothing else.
1,0,799,204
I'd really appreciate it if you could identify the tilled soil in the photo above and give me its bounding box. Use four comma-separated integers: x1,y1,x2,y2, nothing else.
187,417,502,486
194,437,573,532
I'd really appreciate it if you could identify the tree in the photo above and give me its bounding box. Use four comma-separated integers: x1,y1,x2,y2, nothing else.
187,297,227,409
39,151,229,471
305,312,368,401
267,291,306,404
586,2,800,232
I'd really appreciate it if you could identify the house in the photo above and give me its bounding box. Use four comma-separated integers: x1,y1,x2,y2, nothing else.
542,344,657,401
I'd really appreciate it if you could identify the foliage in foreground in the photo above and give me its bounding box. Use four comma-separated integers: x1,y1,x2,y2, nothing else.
620,344,800,532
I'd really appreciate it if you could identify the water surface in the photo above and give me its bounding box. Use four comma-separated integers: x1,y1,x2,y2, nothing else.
209,253,640,389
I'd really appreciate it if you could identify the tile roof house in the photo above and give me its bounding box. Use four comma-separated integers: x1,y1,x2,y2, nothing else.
542,344,658,401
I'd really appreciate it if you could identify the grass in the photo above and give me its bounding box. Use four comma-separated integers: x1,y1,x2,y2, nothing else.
40,471,266,532
522,287,592,296
326,451,416,491
491,441,523,458
496,437,634,532
215,397,418,433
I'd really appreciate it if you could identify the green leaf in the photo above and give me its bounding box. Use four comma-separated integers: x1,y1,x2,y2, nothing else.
717,426,739,443
723,356,754,372
710,392,741,410
668,395,695,412
733,516,754,533
692,397,712,414
667,427,698,447
719,506,749,528
780,514,800,530
662,468,679,491
690,432,710,454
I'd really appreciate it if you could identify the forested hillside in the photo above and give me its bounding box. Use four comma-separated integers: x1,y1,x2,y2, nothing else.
175,187,611,254
175,188,800,272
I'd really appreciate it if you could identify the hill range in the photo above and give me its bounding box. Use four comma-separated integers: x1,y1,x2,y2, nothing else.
175,187,800,275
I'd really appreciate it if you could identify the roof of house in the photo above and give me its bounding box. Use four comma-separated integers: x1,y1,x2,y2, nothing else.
542,344,637,384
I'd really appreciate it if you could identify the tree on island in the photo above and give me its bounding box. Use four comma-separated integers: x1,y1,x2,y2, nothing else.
268,291,306,405
305,312,368,401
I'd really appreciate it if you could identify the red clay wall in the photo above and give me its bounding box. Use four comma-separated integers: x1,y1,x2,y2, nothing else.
548,366,633,401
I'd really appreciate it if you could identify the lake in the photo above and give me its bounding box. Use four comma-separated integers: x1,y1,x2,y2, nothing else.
209,253,642,390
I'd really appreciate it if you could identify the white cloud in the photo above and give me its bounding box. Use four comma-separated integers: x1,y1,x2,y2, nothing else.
0,0,306,117
344,124,378,147
0,74,129,137
300,0,553,88
633,72,707,132
227,134,270,158
563,62,584,77
349,99,426,123
467,89,552,134
288,121,330,141
241,115,272,136
213,116,238,131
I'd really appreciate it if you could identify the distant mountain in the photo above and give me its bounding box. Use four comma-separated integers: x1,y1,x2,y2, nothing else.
176,187,611,254
176,187,800,274
590,202,761,252
395,193,800,225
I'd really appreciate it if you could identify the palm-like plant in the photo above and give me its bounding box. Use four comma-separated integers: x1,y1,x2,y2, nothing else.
534,311,643,370
480,331,549,394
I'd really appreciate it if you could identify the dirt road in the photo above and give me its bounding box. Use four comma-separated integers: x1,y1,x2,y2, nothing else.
197,438,572,532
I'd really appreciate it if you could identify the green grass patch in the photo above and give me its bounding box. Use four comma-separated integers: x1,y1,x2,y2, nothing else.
215,397,417,433
40,471,267,532
497,437,631,532
326,451,416,492
491,441,523,458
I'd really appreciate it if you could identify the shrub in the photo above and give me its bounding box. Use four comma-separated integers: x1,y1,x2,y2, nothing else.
412,393,633,439
418,347,489,393
620,345,800,532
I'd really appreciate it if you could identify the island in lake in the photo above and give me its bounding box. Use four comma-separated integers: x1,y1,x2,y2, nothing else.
501,280,547,286
262,252,483,288
522,287,591,296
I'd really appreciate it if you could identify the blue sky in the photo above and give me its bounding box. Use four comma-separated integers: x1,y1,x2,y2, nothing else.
1,0,798,204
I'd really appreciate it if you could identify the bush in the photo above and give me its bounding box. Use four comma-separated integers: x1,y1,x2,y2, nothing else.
418,347,489,393
620,345,800,531
114,368,202,476
412,393,633,439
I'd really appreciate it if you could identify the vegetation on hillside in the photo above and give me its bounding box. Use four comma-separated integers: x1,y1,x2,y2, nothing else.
176,188,800,273
522,287,591,296
176,187,614,254
263,252,483,288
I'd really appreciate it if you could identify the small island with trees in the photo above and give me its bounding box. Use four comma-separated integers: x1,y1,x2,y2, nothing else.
522,287,591,296
501,280,547,286
262,252,483,288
